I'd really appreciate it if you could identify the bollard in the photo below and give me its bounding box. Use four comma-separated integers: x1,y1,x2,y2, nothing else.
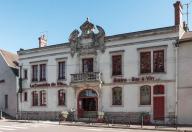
141,115,143,128
0,109,2,119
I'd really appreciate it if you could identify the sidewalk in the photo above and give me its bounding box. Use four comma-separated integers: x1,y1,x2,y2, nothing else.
59,121,192,132
3,119,192,132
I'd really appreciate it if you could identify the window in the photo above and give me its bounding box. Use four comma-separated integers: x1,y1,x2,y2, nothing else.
140,52,151,73
112,87,122,105
58,89,66,106
140,85,151,105
32,65,38,82
153,50,164,73
4,95,8,109
23,69,28,79
32,91,38,106
58,61,66,80
154,85,164,95
40,64,46,81
82,58,93,73
40,90,46,106
24,92,27,101
140,49,165,74
112,55,122,76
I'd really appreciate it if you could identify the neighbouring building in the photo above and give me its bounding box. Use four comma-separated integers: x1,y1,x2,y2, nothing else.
17,1,191,124
178,31,192,125
0,49,19,117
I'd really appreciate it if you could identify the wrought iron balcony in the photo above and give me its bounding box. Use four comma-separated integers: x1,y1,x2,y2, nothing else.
71,72,102,83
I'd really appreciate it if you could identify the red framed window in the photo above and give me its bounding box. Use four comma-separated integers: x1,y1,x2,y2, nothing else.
153,50,165,73
24,92,28,101
40,64,46,81
32,65,38,82
40,90,46,106
140,52,151,74
153,85,165,95
140,85,151,105
82,58,93,73
32,91,38,106
112,55,122,76
58,61,65,80
58,89,66,106
112,87,122,105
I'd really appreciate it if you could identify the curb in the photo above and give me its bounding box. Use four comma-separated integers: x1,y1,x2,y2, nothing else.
60,123,185,132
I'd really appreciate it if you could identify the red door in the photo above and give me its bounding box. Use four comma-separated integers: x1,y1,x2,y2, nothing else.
153,96,164,120
77,99,84,118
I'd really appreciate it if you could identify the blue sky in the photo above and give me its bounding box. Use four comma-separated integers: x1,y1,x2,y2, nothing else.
0,0,191,53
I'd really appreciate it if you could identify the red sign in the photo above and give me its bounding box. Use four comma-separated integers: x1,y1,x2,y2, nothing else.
30,82,67,88
113,76,157,83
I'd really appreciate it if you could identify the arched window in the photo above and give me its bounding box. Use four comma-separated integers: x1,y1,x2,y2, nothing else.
112,87,122,105
40,90,46,106
79,89,97,97
140,85,151,105
32,91,38,106
153,85,164,95
58,89,66,106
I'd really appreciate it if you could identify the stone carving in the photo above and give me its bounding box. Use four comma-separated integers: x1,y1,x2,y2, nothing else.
69,29,79,56
69,19,106,56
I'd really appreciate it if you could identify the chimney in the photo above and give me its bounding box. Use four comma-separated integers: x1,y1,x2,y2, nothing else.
38,35,47,48
174,1,183,26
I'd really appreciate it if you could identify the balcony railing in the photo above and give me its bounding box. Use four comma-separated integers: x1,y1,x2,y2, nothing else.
71,72,101,83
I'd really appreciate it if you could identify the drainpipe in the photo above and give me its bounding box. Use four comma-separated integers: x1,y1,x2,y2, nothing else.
18,64,23,119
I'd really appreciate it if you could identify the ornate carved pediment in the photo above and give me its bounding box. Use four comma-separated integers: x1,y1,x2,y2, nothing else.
69,18,106,56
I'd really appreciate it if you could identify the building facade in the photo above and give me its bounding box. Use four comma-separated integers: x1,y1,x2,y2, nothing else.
17,1,189,124
178,32,192,125
0,49,19,117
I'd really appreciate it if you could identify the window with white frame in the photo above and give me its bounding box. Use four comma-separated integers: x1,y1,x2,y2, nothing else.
32,91,38,106
140,85,151,105
40,90,46,106
40,64,46,81
58,61,66,80
112,87,122,105
32,65,38,82
112,55,122,76
31,63,47,82
58,89,66,106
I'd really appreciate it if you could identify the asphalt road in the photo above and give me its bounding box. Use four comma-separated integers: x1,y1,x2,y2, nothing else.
0,120,171,132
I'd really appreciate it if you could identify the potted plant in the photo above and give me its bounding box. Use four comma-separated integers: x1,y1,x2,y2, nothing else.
97,111,105,123
140,112,150,124
60,111,69,121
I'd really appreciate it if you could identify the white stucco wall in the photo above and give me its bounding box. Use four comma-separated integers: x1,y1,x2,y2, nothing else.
18,28,178,122
178,41,192,124
0,55,18,117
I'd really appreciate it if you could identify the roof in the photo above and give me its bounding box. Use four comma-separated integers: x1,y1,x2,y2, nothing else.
18,25,179,55
180,32,192,42
0,49,18,69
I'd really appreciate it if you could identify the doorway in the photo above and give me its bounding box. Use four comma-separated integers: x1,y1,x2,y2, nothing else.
77,89,98,118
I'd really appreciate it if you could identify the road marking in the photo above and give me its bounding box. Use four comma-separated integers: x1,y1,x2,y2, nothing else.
0,127,16,130
0,125,27,129
80,128,104,131
79,127,129,132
